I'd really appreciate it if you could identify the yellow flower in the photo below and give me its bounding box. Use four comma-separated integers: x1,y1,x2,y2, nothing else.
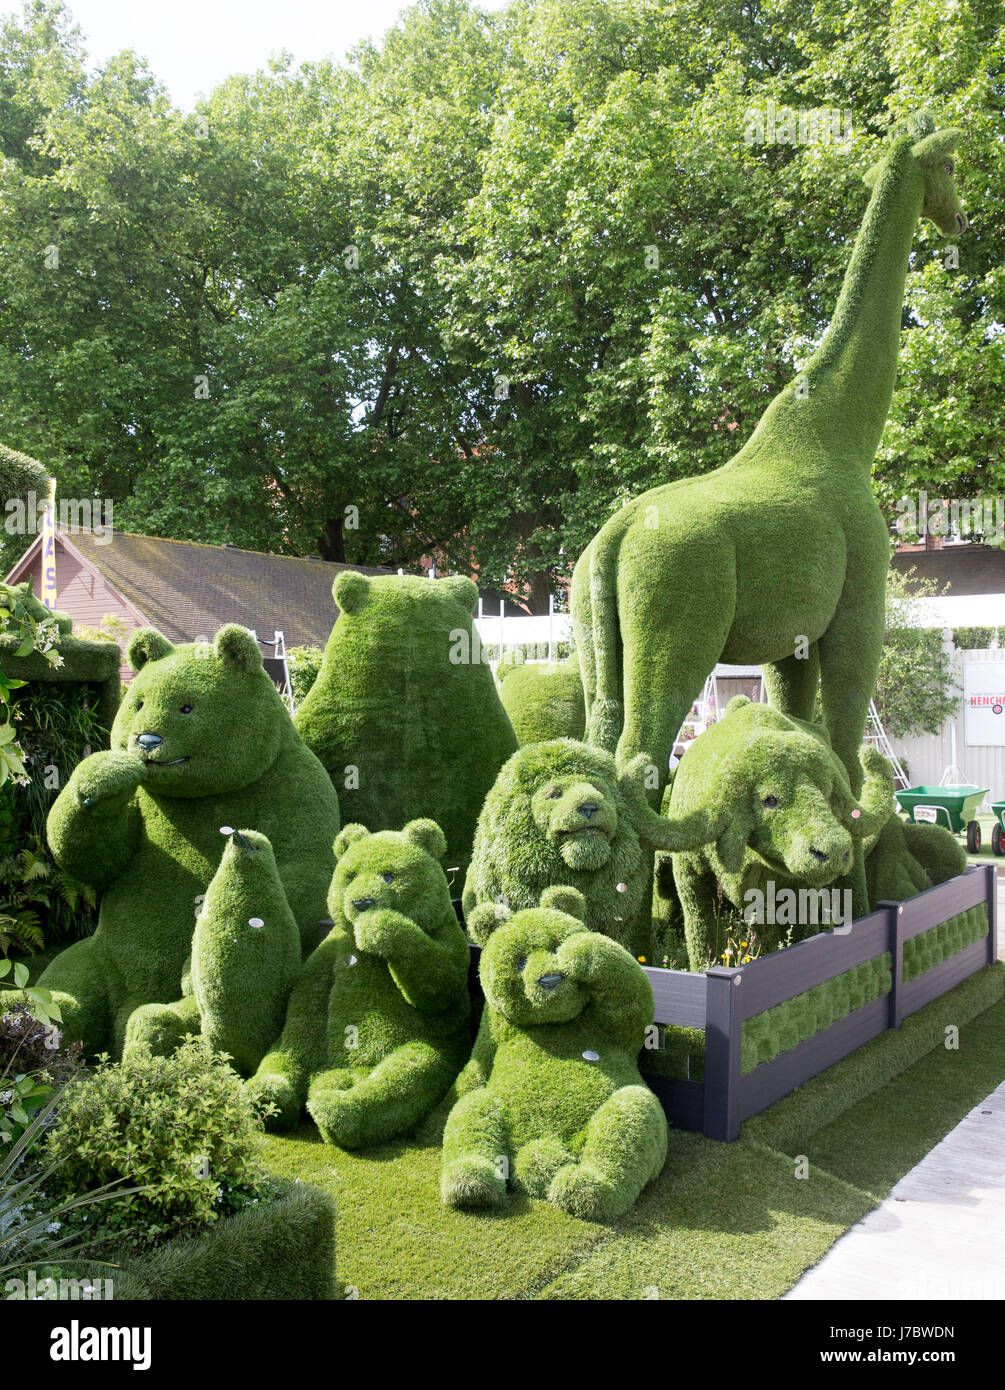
743,955,751,963
637,955,646,963
740,941,749,948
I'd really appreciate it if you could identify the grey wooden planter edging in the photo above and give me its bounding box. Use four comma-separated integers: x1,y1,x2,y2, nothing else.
642,863,998,1142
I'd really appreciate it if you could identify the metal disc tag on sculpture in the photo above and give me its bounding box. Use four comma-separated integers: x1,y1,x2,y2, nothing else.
347,954,358,966
248,917,264,929
582,1049,600,1062
220,825,234,835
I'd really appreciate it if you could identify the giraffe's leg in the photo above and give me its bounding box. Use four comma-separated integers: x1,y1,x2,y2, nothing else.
763,643,820,722
819,586,885,917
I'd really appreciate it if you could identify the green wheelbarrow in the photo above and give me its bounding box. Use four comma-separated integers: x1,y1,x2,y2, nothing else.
990,801,1005,857
896,785,989,854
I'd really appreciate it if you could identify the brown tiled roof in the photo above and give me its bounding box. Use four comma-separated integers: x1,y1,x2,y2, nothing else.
67,529,394,648
891,545,1005,598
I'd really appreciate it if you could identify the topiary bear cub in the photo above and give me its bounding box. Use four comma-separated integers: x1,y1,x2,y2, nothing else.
442,887,667,1222
245,820,471,1149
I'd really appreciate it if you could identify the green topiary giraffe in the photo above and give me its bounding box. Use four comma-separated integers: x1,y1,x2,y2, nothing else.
572,113,966,806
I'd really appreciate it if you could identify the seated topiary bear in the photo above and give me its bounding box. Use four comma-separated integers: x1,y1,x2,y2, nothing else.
664,698,893,971
245,819,471,1148
866,815,967,906
125,828,303,1075
496,657,586,745
294,571,517,883
462,738,720,961
33,625,340,1057
441,886,667,1221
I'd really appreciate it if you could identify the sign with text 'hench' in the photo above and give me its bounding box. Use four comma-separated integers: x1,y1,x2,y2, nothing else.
964,661,1005,746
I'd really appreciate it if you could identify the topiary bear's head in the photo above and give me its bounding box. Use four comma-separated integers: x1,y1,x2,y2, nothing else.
328,819,452,936
112,625,288,798
477,887,595,1027
479,739,639,879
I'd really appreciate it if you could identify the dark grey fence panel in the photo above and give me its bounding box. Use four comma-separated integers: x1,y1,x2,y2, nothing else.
645,966,707,1029
737,910,889,1019
737,996,889,1122
897,866,989,942
899,937,991,1020
642,1075,705,1132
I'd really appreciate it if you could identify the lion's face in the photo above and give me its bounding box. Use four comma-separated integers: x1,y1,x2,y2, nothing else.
530,773,619,872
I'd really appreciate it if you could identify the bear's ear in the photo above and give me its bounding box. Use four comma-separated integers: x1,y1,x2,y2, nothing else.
333,571,370,615
127,628,175,669
214,625,263,673
467,900,509,946
440,575,478,614
403,818,447,860
724,695,751,716
333,823,370,860
540,885,587,921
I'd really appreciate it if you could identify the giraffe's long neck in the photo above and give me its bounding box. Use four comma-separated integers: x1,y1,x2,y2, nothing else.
746,138,925,471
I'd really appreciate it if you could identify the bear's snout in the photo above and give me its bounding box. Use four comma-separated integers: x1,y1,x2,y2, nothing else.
578,802,599,820
537,972,565,990
352,897,376,911
136,733,163,751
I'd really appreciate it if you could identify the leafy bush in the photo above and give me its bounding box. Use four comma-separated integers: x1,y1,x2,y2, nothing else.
953,626,1000,650
0,1004,81,1152
874,568,959,738
287,644,324,706
44,1039,275,1255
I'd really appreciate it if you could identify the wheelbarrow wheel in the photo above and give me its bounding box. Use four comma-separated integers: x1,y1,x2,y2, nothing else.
993,824,1004,857
966,821,982,854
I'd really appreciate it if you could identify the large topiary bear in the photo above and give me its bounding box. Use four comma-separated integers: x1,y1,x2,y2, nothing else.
663,698,893,971
35,625,340,1056
496,657,586,745
294,571,517,885
462,738,720,961
245,819,471,1148
124,828,303,1075
441,886,667,1221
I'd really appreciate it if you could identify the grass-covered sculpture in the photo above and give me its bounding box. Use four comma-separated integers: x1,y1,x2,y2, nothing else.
664,698,893,970
572,114,966,803
866,815,967,906
496,657,586,745
441,886,667,1221
33,626,340,1056
245,819,471,1148
295,572,517,884
0,442,49,509
462,738,721,962
125,829,302,1075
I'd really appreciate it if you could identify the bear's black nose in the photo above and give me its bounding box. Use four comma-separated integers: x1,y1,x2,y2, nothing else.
809,847,829,863
137,733,163,751
538,972,565,990
578,803,598,820
352,898,376,912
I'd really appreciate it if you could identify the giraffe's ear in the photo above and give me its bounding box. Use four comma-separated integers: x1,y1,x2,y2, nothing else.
912,128,963,165
863,159,882,188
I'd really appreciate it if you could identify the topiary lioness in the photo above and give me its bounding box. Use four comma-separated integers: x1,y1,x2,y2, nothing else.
441,886,667,1222
245,819,471,1149
665,698,893,970
462,738,726,962
36,625,340,1057
572,113,966,806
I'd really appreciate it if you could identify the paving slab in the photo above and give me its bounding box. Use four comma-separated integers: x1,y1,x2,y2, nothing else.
784,1079,1005,1300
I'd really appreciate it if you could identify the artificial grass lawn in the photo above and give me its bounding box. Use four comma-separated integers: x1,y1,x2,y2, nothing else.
260,964,1005,1300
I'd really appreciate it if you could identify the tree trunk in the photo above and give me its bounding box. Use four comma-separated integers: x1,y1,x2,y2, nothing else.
318,515,345,562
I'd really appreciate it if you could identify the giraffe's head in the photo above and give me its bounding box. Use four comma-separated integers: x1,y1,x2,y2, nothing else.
866,112,966,237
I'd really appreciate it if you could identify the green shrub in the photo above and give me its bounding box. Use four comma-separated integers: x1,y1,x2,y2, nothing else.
953,626,1000,650
45,1039,274,1255
287,644,324,706
0,1004,81,1152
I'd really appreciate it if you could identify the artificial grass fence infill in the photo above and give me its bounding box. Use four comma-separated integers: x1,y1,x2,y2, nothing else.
260,963,1005,1300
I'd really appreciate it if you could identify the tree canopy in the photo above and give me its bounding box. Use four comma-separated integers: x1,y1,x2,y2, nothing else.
1,0,1001,599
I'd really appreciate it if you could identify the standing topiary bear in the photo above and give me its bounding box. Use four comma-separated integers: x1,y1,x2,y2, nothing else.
294,571,517,884
125,828,303,1075
496,657,586,746
34,625,340,1057
245,819,471,1149
441,886,667,1221
462,738,720,961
